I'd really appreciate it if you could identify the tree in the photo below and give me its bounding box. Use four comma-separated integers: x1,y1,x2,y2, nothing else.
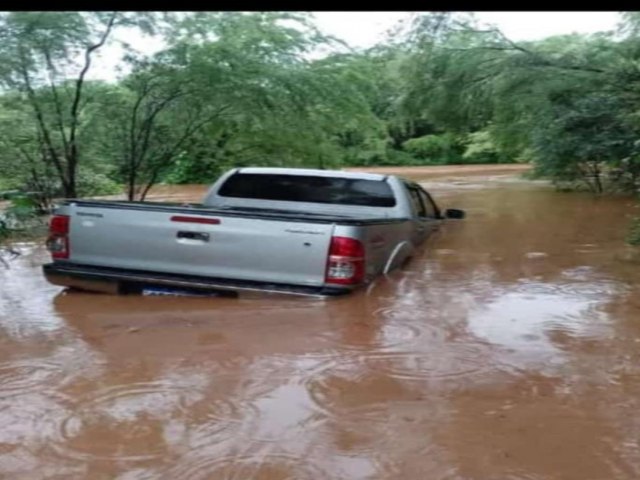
107,12,383,194
402,133,463,164
0,12,157,198
531,93,636,193
97,66,229,200
0,96,58,212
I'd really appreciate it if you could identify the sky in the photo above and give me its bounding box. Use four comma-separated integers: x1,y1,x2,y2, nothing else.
311,11,621,48
88,11,623,81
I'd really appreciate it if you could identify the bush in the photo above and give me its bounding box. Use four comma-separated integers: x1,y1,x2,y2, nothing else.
0,219,9,243
4,196,38,223
384,148,422,166
0,196,44,238
76,169,122,197
402,133,464,164
0,178,16,192
627,216,640,246
462,130,502,164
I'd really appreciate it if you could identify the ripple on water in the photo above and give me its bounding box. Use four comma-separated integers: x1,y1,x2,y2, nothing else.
514,278,622,299
303,347,494,420
318,320,427,353
302,357,364,416
51,381,192,461
212,354,255,372
165,453,331,480
50,379,260,462
373,305,447,340
301,289,500,415
185,396,262,451
0,360,66,399
364,347,495,382
0,392,70,446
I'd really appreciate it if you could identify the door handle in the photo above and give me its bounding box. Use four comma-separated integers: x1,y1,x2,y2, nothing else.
177,231,210,242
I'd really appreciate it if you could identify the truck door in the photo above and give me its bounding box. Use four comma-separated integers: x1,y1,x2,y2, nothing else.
406,184,439,245
406,185,428,245
418,188,442,233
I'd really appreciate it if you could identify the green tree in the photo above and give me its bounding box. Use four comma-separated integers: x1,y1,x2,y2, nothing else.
0,11,157,198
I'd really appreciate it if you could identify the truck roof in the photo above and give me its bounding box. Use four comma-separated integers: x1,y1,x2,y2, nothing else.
237,167,387,181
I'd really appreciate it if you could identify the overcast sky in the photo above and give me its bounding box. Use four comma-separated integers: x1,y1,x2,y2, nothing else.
88,11,623,81
312,11,621,48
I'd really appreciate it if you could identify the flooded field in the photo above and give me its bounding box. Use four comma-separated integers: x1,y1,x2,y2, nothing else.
2,165,640,479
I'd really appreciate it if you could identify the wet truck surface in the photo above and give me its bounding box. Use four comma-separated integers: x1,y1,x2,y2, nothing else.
2,165,640,479
43,167,464,297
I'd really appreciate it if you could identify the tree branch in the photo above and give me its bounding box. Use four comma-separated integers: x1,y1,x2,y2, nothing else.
42,47,70,158
17,48,67,190
68,11,118,190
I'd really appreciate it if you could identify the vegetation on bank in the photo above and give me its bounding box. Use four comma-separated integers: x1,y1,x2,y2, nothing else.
0,195,47,265
1,12,640,245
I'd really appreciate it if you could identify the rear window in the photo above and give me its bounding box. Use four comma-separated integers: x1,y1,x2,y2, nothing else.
218,173,396,207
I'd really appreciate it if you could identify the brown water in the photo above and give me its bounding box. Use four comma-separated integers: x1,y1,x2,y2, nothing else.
2,165,640,479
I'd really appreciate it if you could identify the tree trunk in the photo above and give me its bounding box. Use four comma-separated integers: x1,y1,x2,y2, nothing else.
66,157,78,198
139,170,160,201
127,167,137,201
592,161,603,195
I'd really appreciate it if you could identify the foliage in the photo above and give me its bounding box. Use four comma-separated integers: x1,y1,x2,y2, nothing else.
530,93,636,193
627,217,640,246
463,129,503,164
1,11,640,204
402,133,464,164
389,12,640,192
0,196,43,267
0,11,159,200
0,196,44,250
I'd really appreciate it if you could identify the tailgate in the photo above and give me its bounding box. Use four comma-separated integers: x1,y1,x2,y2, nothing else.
67,207,336,287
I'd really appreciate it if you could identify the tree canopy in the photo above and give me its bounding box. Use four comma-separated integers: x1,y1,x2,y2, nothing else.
1,11,639,203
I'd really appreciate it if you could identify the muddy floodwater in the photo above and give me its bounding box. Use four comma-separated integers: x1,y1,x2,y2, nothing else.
2,165,640,479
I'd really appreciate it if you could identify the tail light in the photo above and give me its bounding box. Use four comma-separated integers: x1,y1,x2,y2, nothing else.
325,236,365,285
46,215,70,259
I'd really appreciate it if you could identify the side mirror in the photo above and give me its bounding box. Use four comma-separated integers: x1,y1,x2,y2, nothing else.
444,208,465,219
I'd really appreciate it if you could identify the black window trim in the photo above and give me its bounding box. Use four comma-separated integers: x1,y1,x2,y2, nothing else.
218,172,397,208
403,181,442,219
417,187,441,219
405,183,427,218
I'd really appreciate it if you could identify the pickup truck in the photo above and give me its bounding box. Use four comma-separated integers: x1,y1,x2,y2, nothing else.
43,167,465,297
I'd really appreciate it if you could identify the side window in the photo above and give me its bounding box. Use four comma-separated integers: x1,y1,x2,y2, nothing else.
419,189,438,218
407,187,426,217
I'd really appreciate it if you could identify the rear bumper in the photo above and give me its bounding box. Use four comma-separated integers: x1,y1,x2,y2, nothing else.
43,262,352,297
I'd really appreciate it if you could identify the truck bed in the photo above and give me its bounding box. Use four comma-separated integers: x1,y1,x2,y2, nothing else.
44,199,411,296
63,200,407,226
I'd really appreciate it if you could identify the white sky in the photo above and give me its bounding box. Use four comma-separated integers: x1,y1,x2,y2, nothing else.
88,11,623,81
311,11,621,48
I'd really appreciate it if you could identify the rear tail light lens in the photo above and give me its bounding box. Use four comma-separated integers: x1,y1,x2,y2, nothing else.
46,215,70,259
325,236,365,285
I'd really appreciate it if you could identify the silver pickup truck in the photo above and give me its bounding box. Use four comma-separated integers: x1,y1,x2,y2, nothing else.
43,167,464,297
